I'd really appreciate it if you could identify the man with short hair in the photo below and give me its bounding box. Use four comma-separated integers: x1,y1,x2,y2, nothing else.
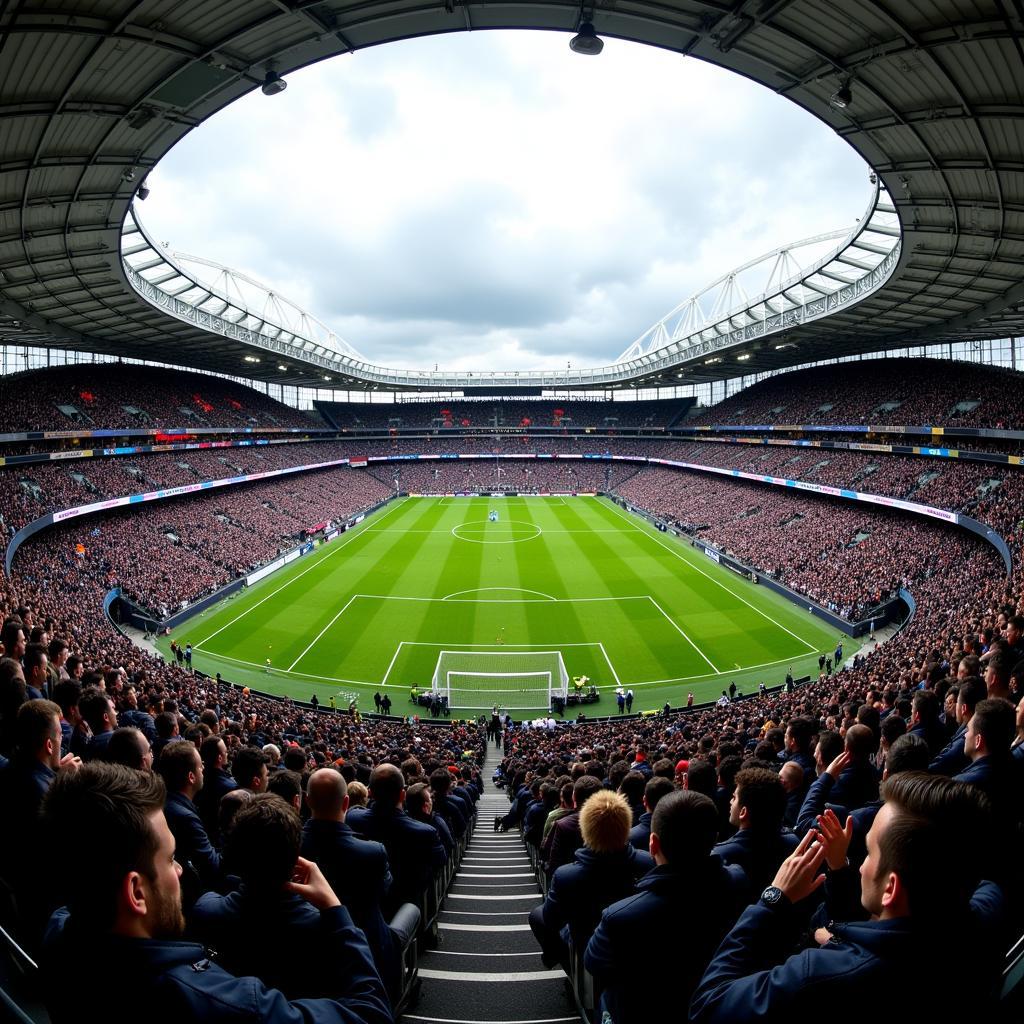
529,790,653,969
954,698,1017,814
79,686,117,761
690,773,1003,1022
302,768,417,1007
908,690,944,755
714,767,798,898
106,727,153,772
233,745,270,793
159,740,222,898
629,775,674,851
40,764,390,1024
930,675,986,775
23,643,49,700
346,763,447,912
196,734,237,844
778,762,805,828
587,791,747,1023
543,774,604,876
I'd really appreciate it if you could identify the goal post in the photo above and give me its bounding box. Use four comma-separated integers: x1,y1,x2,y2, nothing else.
431,650,569,711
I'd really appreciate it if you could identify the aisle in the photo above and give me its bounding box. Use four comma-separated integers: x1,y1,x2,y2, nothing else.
402,744,580,1024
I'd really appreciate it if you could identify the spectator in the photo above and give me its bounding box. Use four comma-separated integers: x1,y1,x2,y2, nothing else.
39,763,391,1024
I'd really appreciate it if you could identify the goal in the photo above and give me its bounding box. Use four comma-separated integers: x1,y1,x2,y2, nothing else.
431,650,569,711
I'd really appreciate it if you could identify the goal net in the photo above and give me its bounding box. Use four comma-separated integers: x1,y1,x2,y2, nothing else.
431,650,569,711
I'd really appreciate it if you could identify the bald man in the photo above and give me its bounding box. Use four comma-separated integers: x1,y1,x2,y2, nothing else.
345,763,447,913
302,769,418,1006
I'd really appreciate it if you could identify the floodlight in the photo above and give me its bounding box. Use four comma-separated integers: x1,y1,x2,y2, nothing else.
829,80,852,110
570,22,604,55
137,180,150,201
261,69,287,96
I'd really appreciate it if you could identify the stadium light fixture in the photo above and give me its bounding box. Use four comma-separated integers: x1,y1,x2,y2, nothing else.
829,79,853,110
136,179,150,201
570,22,604,55
261,67,287,96
737,353,751,361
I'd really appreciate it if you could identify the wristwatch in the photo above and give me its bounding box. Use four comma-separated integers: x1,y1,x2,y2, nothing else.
760,885,787,908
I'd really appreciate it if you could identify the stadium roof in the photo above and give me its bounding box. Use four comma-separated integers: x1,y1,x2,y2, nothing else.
1,1,1023,392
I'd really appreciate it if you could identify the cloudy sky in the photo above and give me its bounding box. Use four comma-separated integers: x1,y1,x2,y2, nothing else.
142,31,868,373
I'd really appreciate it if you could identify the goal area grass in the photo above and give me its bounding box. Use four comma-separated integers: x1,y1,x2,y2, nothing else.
157,495,848,714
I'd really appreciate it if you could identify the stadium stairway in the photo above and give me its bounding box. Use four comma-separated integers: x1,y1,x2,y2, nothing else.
402,744,580,1024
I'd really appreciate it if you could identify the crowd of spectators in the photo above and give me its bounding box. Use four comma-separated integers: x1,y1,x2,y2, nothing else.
315,397,693,430
690,357,1024,430
0,364,315,432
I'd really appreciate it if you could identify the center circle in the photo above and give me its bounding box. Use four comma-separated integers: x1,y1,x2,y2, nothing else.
450,520,542,545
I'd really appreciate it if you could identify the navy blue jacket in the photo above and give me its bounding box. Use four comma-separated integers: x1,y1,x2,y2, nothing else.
544,809,583,876
523,799,550,848
300,818,398,994
164,791,222,891
929,723,968,776
712,827,798,898
690,884,1005,1023
827,758,879,811
586,859,747,1024
532,845,654,961
628,811,652,852
195,767,238,846
346,803,447,912
191,886,388,1003
85,729,114,761
43,906,391,1024
432,791,467,838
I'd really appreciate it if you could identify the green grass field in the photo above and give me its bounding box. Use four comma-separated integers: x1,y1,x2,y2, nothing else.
158,496,848,714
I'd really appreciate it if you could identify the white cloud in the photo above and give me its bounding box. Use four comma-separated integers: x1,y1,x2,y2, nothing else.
142,31,868,372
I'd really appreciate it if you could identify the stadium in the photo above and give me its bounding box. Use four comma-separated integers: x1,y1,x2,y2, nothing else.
1,3,1023,1024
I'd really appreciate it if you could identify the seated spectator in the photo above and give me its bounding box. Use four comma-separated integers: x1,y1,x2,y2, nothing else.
778,762,805,827
690,773,1003,1022
930,675,986,775
542,780,574,843
524,782,558,849
542,774,603,876
267,769,304,813
40,763,391,1024
347,780,369,808
586,791,747,1024
191,791,391,1005
908,690,944,756
106,726,154,772
825,723,879,810
0,698,80,941
529,791,653,969
714,767,798,897
78,686,117,761
954,698,1019,818
406,780,454,856
302,768,417,1007
429,767,467,838
629,776,674,851
347,763,447,913
158,740,222,901
196,735,236,845
232,745,270,793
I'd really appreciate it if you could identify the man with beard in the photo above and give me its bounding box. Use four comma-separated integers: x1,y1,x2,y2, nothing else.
38,763,391,1024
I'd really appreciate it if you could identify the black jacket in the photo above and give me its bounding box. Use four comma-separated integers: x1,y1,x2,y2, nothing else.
42,906,391,1024
586,859,747,1024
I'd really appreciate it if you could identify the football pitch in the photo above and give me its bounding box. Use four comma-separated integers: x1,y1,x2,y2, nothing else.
159,495,847,713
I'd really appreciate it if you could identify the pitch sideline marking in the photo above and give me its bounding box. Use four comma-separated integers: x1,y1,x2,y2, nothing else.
192,497,409,650
597,642,622,687
645,596,721,675
288,594,361,672
602,498,819,652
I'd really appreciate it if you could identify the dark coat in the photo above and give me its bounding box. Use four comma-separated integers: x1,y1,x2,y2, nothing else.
530,845,654,964
586,859,747,1024
712,827,799,898
165,792,221,879
346,803,447,912
195,768,238,845
42,905,390,1024
299,819,397,981
690,884,1005,1023
628,811,652,852
544,809,583,875
929,723,969,776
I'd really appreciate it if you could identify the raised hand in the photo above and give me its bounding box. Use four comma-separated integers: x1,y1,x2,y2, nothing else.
285,856,341,911
770,828,827,904
815,808,854,870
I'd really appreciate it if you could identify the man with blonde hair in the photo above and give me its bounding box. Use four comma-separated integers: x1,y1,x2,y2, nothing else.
529,790,653,970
